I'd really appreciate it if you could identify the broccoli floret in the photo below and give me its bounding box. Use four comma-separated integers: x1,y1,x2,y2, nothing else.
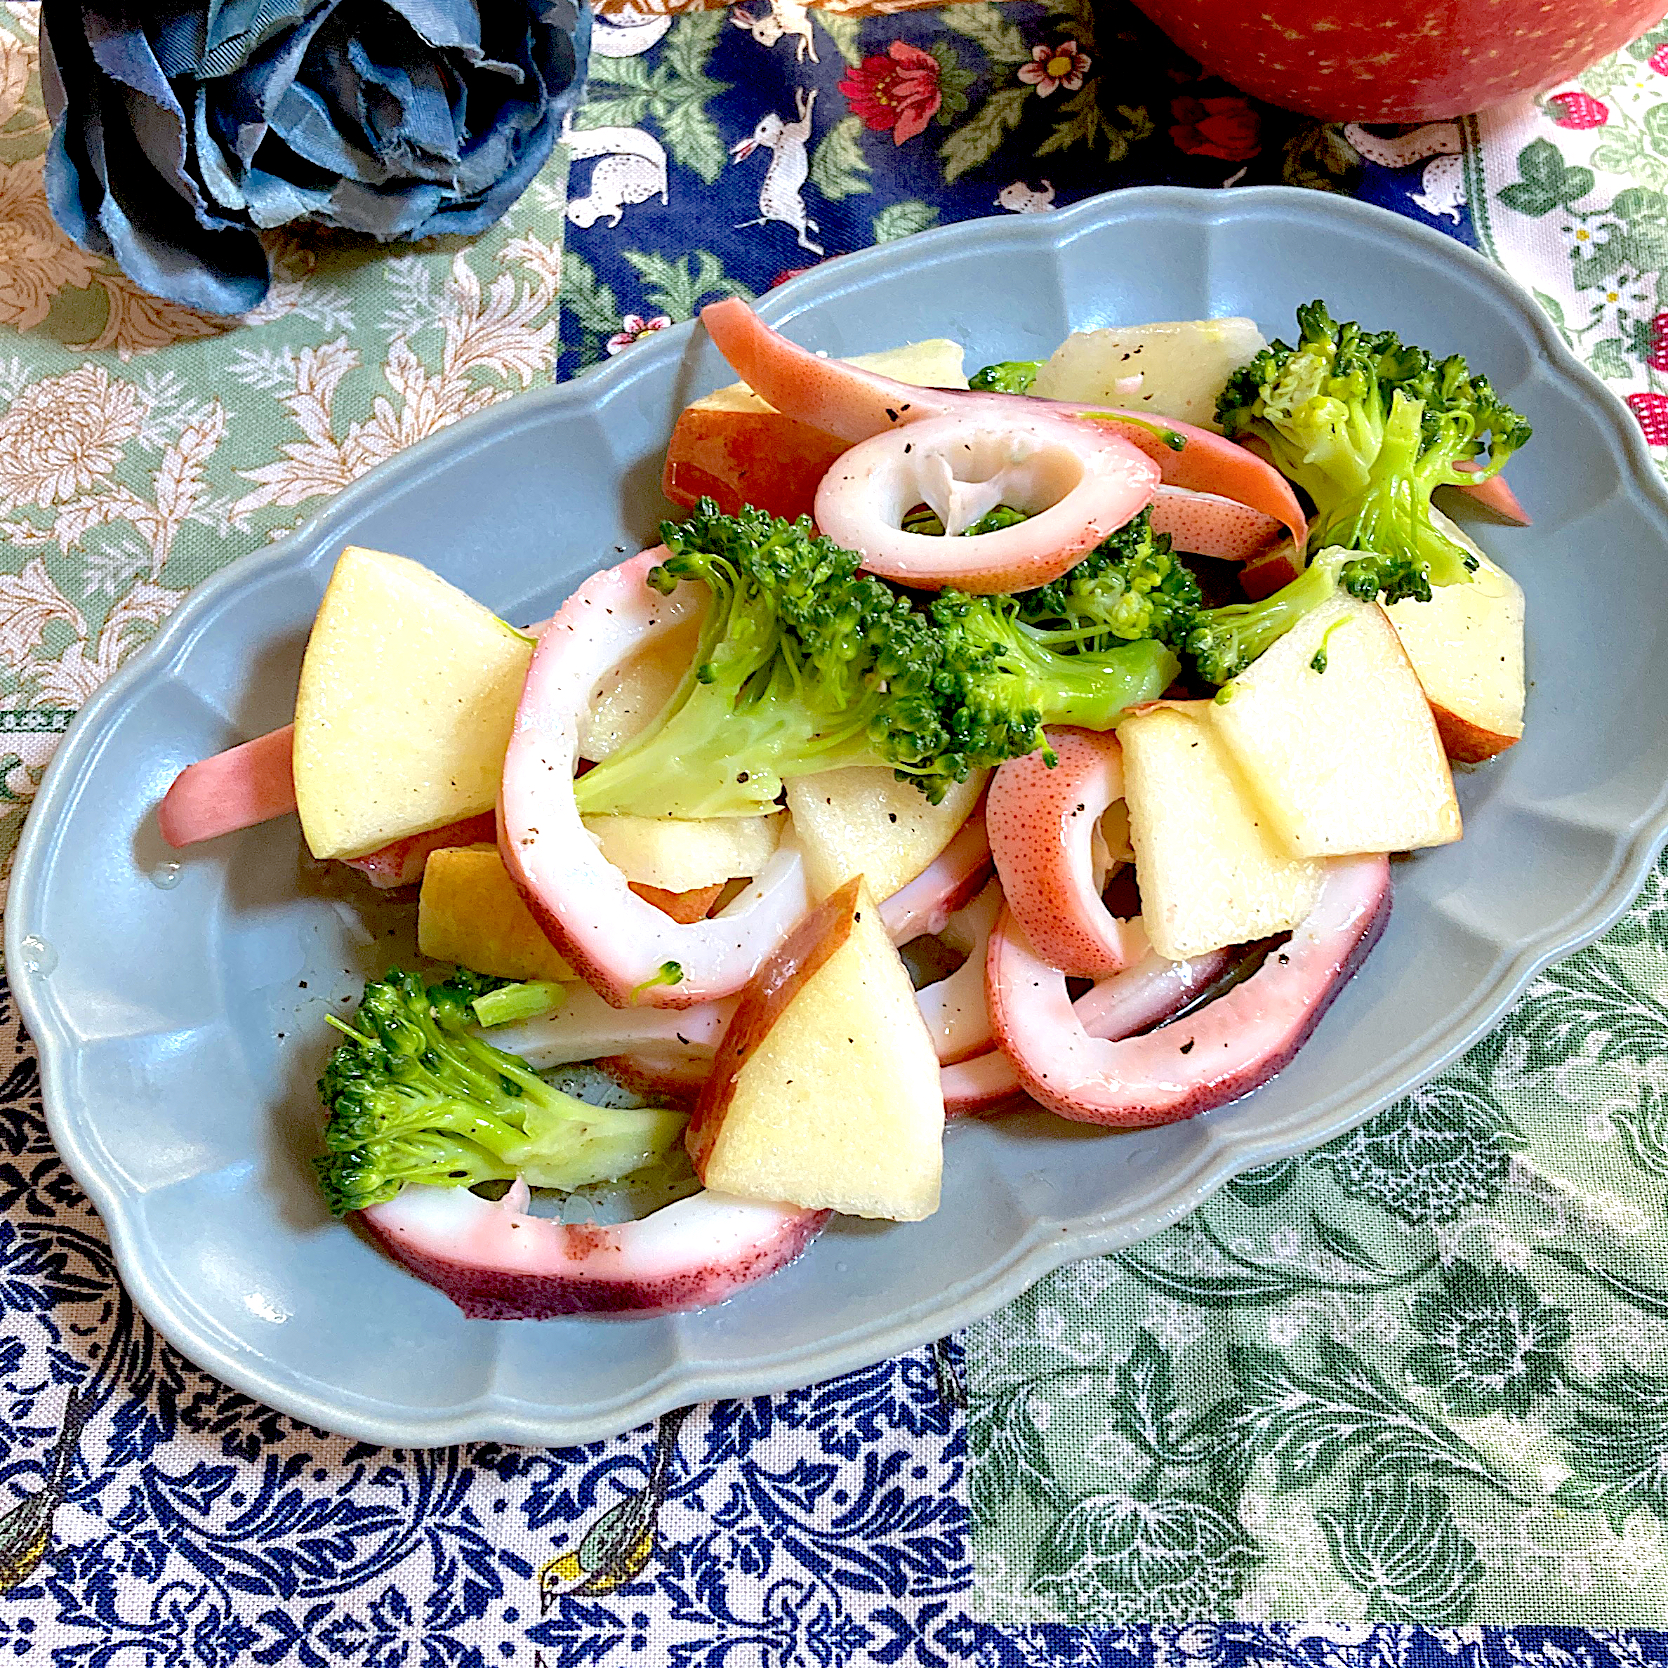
1217,300,1530,587
574,501,957,816
930,590,1181,766
314,968,686,1216
1183,546,1429,687
1013,509,1201,652
969,360,1041,394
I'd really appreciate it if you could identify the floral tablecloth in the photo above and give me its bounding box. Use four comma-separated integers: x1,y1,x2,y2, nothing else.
3,0,1668,1658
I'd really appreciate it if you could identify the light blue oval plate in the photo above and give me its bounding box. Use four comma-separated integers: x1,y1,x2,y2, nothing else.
10,187,1668,1447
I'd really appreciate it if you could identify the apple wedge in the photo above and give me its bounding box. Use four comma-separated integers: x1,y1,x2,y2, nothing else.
1384,510,1525,763
419,845,578,984
662,339,969,520
583,812,782,894
292,546,533,861
1119,702,1323,961
1209,593,1462,857
785,767,986,903
1031,318,1266,432
687,877,944,1221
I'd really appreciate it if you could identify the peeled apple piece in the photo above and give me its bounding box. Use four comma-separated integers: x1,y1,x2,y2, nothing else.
1031,317,1266,432
785,766,986,903
1209,593,1462,859
1119,701,1323,963
583,812,783,894
293,546,532,861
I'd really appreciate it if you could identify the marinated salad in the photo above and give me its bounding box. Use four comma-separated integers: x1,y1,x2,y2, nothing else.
157,297,1532,1321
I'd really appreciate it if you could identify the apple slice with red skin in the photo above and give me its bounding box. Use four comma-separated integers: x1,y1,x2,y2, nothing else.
987,855,1391,1127
359,1179,828,1320
663,407,847,522
339,812,498,888
1446,463,1530,525
942,943,1232,1116
987,728,1146,979
686,877,863,1178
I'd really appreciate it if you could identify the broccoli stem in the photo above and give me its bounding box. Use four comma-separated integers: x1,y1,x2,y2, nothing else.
472,981,568,1028
1184,561,1340,688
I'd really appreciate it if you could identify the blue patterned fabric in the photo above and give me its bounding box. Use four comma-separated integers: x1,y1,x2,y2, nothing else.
556,0,1475,381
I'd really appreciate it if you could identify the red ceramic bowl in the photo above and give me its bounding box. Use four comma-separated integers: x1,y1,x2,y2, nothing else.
1130,0,1668,122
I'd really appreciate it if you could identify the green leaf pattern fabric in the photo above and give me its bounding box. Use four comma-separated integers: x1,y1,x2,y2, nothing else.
966,846,1668,1623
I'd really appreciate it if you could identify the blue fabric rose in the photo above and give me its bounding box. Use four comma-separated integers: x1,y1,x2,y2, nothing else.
40,1,590,315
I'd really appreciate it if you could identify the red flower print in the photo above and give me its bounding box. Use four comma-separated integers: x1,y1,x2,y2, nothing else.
1169,95,1261,162
1547,91,1609,129
838,41,942,146
606,313,672,355
1651,43,1668,73
1627,391,1668,446
1649,314,1668,373
1018,38,1090,98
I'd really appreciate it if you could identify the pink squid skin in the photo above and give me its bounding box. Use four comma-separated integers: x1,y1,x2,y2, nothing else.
1149,486,1290,567
697,299,1308,553
942,944,1233,1116
813,412,1161,593
986,728,1147,979
360,1181,829,1320
986,856,1391,1127
498,550,811,1009
877,808,993,942
913,878,1003,1065
157,724,297,847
